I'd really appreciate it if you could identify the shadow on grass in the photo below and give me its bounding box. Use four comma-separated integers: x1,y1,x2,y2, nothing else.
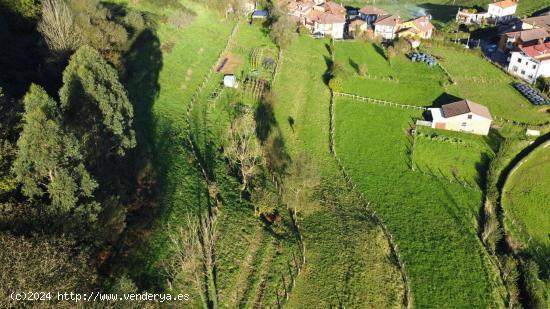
101,27,169,290
418,3,461,24
431,92,463,108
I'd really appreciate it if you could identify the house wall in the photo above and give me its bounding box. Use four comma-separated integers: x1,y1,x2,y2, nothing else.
507,51,550,83
434,112,492,135
375,24,397,40
314,22,345,39
488,4,517,18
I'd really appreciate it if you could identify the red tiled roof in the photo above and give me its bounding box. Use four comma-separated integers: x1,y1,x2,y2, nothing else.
374,14,400,27
520,42,550,59
490,0,518,9
412,16,434,32
359,6,387,16
442,100,493,120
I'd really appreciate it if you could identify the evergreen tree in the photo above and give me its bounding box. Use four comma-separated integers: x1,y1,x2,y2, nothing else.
13,84,96,213
59,46,136,162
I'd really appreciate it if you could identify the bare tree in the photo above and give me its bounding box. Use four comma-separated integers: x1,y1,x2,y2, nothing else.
167,214,218,309
38,0,81,52
224,112,264,192
283,152,320,215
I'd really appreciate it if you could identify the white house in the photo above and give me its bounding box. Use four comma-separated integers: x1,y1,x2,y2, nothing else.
304,1,346,39
374,14,401,40
456,9,489,25
508,42,550,83
487,0,518,23
429,100,493,136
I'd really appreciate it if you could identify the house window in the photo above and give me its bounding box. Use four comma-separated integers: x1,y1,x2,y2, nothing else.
533,65,537,69
521,70,526,75
467,115,472,119
518,58,522,63
528,74,533,79
512,66,518,72
461,122,467,127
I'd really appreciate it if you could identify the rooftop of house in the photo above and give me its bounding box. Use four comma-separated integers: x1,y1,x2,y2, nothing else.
411,16,434,32
374,14,400,27
523,14,550,29
359,6,387,16
520,42,550,60
321,1,346,16
441,100,493,120
489,0,518,9
505,28,550,42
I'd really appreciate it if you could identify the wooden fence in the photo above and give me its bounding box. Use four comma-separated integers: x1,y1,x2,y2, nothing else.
334,91,427,112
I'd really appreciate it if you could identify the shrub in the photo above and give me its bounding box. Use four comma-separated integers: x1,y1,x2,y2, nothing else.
358,63,368,77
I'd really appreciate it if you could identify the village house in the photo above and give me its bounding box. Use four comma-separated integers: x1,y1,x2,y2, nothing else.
507,42,550,83
358,5,387,25
308,2,346,39
487,0,518,23
374,14,401,40
286,0,346,39
456,0,518,25
397,16,434,39
429,100,493,136
456,8,489,25
522,14,550,30
499,28,550,51
349,19,368,37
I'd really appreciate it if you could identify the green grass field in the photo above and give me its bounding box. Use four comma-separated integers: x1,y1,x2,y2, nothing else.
502,143,550,272
334,98,505,307
336,41,447,105
412,126,495,187
273,36,405,308
427,45,549,125
334,41,548,125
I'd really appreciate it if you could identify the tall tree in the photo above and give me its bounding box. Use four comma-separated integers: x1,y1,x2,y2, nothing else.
59,46,136,162
0,232,96,309
38,0,81,53
224,111,264,192
13,84,96,213
0,88,19,195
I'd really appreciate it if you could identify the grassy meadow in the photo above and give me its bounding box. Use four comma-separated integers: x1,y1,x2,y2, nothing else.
426,45,549,125
333,41,549,125
412,126,495,187
502,143,550,273
334,98,505,307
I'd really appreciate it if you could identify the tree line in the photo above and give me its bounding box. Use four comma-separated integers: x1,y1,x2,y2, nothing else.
0,0,154,306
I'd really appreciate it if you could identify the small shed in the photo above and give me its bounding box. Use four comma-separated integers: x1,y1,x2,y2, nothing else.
223,75,238,88
252,10,269,19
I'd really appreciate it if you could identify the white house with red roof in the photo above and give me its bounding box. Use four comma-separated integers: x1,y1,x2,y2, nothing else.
286,0,346,39
508,42,550,83
429,100,493,136
488,0,518,23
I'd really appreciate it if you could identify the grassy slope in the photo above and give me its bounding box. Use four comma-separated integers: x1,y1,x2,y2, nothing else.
412,126,495,187
273,37,404,308
502,143,550,270
335,41,548,125
427,46,549,125
336,41,447,105
334,98,504,307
